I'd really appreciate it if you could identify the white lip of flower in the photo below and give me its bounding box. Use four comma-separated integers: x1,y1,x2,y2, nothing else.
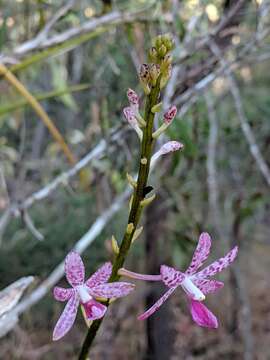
181,277,205,301
76,284,92,303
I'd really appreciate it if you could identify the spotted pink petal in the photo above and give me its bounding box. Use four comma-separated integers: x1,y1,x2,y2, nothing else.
189,299,218,328
53,287,74,302
186,232,212,275
160,265,185,288
65,251,85,287
159,141,183,155
138,286,177,320
127,88,139,106
90,282,135,299
52,294,79,341
194,246,238,280
82,299,107,320
193,279,224,294
164,105,177,125
86,262,112,288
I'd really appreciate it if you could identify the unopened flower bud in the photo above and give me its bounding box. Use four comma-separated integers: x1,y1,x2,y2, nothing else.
139,63,151,94
163,54,173,67
127,88,139,106
153,35,163,48
160,141,183,155
149,64,160,85
150,140,184,170
149,47,158,62
163,33,174,51
164,106,177,125
123,107,137,127
158,44,167,57
140,63,150,83
123,107,143,140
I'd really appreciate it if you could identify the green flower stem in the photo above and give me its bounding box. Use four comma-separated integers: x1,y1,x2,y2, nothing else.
78,78,161,360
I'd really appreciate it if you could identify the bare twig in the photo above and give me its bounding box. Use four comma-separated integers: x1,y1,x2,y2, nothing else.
21,211,44,241
209,41,270,187
11,3,155,57
0,127,125,240
0,63,76,165
204,92,223,242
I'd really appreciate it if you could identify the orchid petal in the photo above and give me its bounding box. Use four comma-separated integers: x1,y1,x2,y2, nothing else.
86,262,112,288
65,251,85,287
52,294,79,341
160,265,185,288
194,246,238,279
82,299,107,320
186,232,212,275
189,299,218,328
53,287,74,302
90,282,135,299
193,279,224,294
138,286,177,320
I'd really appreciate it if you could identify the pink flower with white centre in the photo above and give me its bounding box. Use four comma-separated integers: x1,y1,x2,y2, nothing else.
150,141,183,170
164,105,177,125
119,232,238,329
52,251,135,341
123,107,143,140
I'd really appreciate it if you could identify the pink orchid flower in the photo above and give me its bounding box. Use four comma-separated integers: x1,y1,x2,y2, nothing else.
53,251,135,341
119,232,238,329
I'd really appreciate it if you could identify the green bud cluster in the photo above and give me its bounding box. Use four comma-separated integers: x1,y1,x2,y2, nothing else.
139,33,174,93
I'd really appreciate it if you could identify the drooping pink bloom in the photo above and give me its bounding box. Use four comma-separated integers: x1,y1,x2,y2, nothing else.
164,105,177,125
119,233,238,328
52,251,135,341
123,107,143,139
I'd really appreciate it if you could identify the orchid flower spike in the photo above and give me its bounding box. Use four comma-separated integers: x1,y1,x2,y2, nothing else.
52,251,135,341
152,105,178,138
150,140,183,170
119,233,238,329
123,107,143,140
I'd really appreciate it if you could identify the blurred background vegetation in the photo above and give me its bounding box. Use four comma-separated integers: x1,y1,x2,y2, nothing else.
0,0,269,359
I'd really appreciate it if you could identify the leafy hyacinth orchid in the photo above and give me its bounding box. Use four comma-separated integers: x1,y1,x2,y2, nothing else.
52,252,135,340
119,233,238,328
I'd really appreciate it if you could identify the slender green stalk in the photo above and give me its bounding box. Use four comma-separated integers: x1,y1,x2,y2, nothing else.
78,34,174,359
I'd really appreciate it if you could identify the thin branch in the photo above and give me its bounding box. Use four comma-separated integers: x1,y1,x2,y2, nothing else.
0,63,76,165
22,211,44,241
13,127,124,214
0,83,90,117
209,41,270,187
204,92,223,244
12,3,155,57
